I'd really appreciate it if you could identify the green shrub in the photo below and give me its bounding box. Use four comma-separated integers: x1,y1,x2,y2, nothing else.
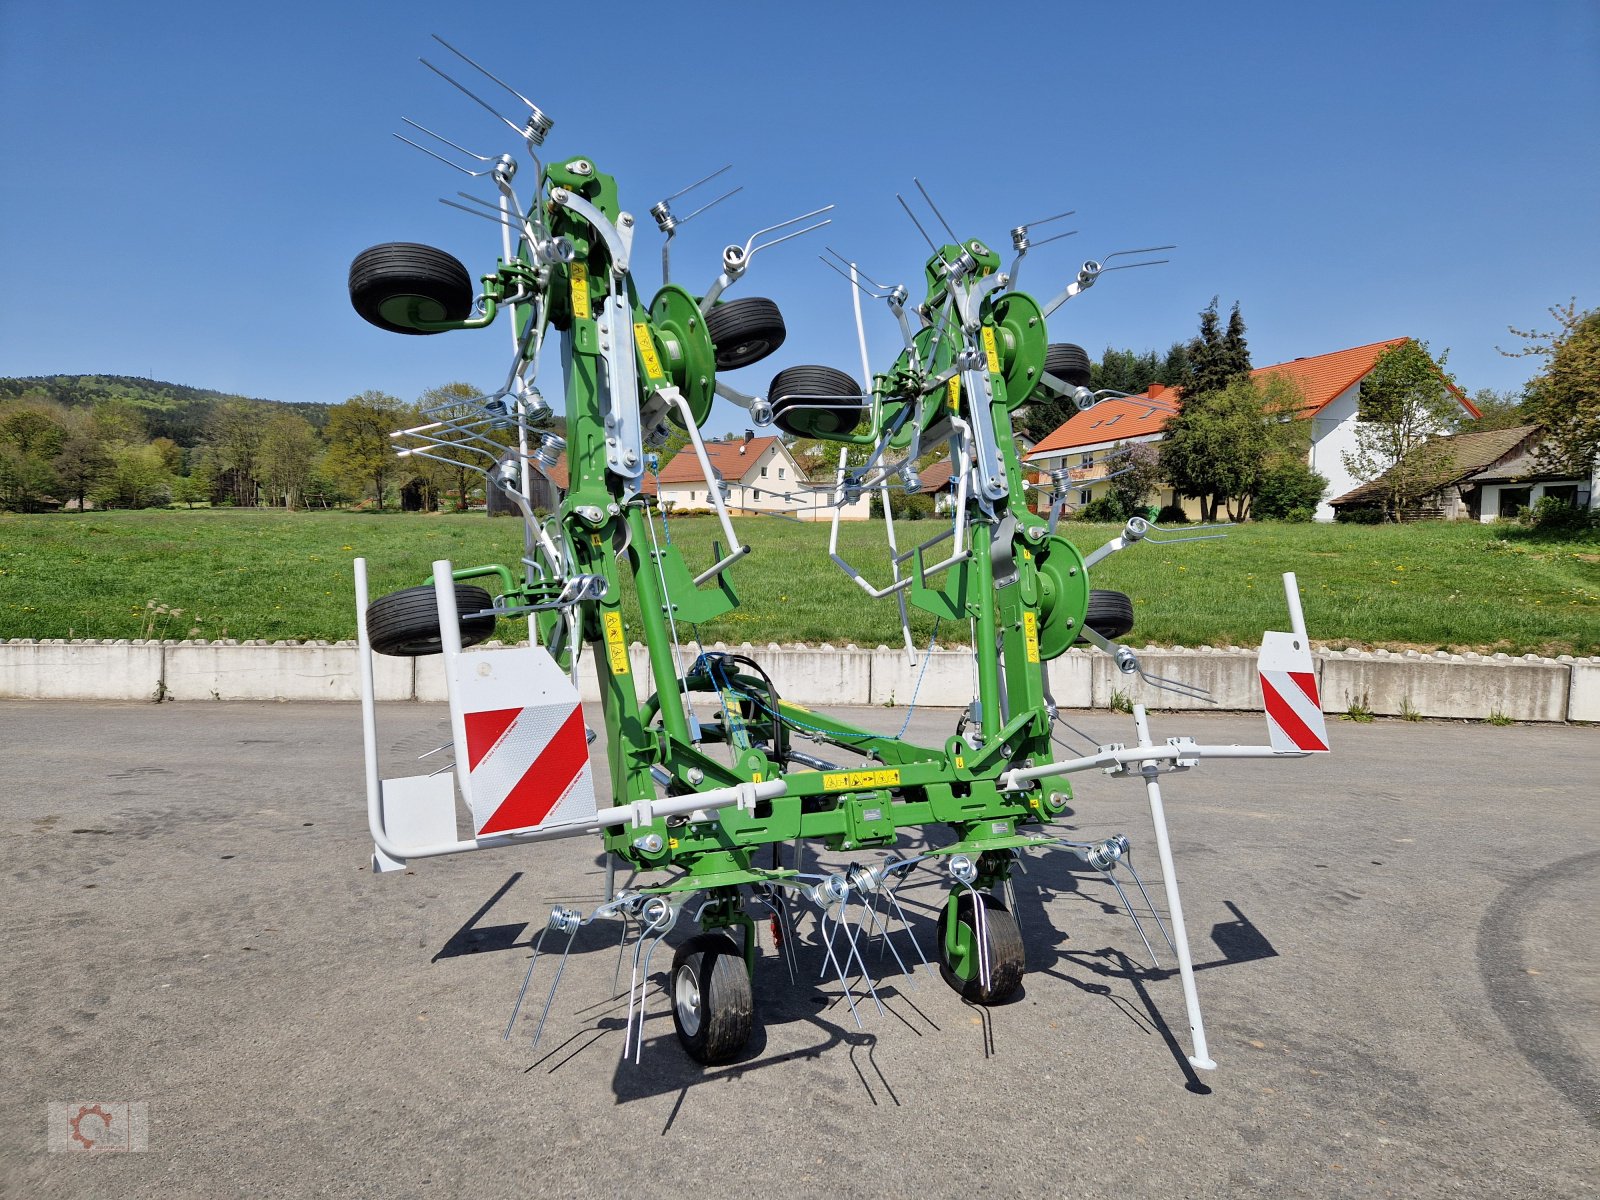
1075,493,1131,523
1156,503,1189,524
870,491,939,521
1520,495,1596,537
1254,462,1328,521
1336,505,1386,524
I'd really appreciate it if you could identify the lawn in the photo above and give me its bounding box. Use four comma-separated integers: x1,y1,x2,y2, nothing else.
1,509,1596,655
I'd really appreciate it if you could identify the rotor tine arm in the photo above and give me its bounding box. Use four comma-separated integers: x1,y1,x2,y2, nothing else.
504,921,552,1040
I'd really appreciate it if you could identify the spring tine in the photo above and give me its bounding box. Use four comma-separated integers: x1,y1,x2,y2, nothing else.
966,885,992,993
623,921,649,1058
861,887,915,987
429,34,545,118
634,925,672,1065
883,878,931,969
503,923,551,1040
912,177,959,242
777,894,800,983
1101,869,1160,968
1002,876,1023,938
531,926,579,1049
612,912,635,995
837,890,886,1015
817,904,864,1029
1124,853,1179,958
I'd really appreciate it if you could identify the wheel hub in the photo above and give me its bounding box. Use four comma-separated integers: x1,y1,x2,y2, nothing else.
674,962,702,1037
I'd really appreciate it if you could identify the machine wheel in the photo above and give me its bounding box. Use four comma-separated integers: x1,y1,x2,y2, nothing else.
349,242,474,335
1044,342,1093,389
1078,588,1135,642
767,364,863,438
670,934,752,1064
936,891,1024,1004
705,297,787,370
365,584,497,656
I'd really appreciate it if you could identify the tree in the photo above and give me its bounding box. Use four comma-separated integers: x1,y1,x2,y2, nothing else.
413,383,500,511
324,391,407,508
0,399,68,511
1504,300,1600,479
52,426,113,511
1160,374,1306,521
92,442,171,509
1184,297,1252,398
1341,339,1463,520
1253,461,1327,521
1107,441,1163,517
258,411,321,510
1469,388,1530,432
203,401,266,506
1090,347,1162,396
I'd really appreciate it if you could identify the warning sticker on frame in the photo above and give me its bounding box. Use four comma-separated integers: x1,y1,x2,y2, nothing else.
602,611,629,674
947,377,960,411
822,768,901,792
981,326,1001,374
634,323,663,378
1023,611,1041,663
570,263,591,318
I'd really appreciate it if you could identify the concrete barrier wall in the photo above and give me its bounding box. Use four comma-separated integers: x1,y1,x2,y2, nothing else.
0,638,1593,722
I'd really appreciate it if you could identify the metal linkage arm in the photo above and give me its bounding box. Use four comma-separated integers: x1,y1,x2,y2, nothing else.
699,205,834,311
661,388,752,586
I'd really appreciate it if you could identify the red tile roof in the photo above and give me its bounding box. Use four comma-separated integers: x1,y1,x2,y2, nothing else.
1026,385,1181,457
654,435,784,485
1027,338,1480,459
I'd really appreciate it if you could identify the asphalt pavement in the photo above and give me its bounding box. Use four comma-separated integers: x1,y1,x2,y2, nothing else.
1,699,1596,1199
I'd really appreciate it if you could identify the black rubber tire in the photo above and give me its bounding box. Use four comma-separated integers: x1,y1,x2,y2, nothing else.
705,297,787,370
670,933,753,1065
349,242,473,336
1078,588,1135,642
1044,342,1093,389
936,891,1025,1005
767,364,862,437
365,584,497,657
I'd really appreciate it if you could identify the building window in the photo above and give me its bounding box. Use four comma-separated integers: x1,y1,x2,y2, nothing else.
760,466,769,478
1498,487,1531,518
752,488,761,500
1079,489,1092,504
778,467,785,479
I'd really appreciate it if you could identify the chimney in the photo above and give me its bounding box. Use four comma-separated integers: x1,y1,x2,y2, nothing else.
740,428,753,453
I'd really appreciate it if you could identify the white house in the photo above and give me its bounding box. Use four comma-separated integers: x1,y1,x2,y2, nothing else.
1024,338,1482,521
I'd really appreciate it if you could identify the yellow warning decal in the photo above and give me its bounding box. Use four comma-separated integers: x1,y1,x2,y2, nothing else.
602,610,629,674
634,323,663,378
947,376,961,412
822,767,901,792
954,755,965,770
981,326,1001,374
569,263,590,317
1023,610,1041,663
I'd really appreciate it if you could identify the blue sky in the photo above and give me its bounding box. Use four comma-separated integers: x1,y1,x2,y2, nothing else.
2,1,1595,432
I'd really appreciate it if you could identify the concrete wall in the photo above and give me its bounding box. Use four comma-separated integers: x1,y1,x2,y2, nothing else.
2,639,1593,722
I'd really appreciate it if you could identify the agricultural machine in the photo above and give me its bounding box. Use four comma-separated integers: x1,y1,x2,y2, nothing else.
350,39,1329,1070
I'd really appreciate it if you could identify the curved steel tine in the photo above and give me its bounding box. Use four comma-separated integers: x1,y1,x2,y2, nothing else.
1124,852,1178,957
1101,869,1160,968
632,912,676,1065
882,874,931,970
611,911,636,996
532,925,579,1049
1002,876,1023,938
816,899,864,1028
861,885,915,987
836,888,885,1015
972,885,992,992
504,922,551,1040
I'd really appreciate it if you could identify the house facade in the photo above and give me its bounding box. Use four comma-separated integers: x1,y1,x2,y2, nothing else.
1329,423,1599,521
1024,338,1481,521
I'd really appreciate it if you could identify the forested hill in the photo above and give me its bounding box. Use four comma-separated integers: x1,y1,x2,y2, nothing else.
0,375,330,446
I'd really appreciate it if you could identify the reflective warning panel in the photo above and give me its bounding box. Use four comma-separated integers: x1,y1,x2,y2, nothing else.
1257,631,1329,754
450,647,598,838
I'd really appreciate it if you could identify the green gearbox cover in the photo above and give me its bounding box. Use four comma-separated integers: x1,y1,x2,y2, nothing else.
987,292,1048,411
1032,533,1090,660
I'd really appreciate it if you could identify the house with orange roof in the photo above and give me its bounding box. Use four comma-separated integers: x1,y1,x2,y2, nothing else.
527,430,870,521
1025,338,1481,521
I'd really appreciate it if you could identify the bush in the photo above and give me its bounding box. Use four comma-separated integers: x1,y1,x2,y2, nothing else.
1156,504,1189,525
1520,495,1597,537
1075,493,1131,523
1335,505,1386,524
1254,462,1327,521
869,491,938,521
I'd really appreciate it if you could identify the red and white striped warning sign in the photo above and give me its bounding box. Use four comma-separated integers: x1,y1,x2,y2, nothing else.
1257,631,1330,753
464,704,593,835
449,647,597,838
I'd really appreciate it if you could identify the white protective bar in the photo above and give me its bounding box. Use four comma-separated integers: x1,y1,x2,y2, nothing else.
1283,571,1308,640
1132,705,1216,1071
1000,741,1305,790
432,561,472,800
664,390,751,586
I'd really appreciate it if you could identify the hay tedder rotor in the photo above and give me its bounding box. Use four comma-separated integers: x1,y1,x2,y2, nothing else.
349,39,1330,1070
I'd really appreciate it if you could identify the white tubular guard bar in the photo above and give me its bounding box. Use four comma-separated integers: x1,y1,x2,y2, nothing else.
1000,742,1307,791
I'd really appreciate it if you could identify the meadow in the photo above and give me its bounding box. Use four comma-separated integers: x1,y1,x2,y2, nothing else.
1,509,1596,655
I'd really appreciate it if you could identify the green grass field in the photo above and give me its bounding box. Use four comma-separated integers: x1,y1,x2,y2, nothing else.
1,509,1596,654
